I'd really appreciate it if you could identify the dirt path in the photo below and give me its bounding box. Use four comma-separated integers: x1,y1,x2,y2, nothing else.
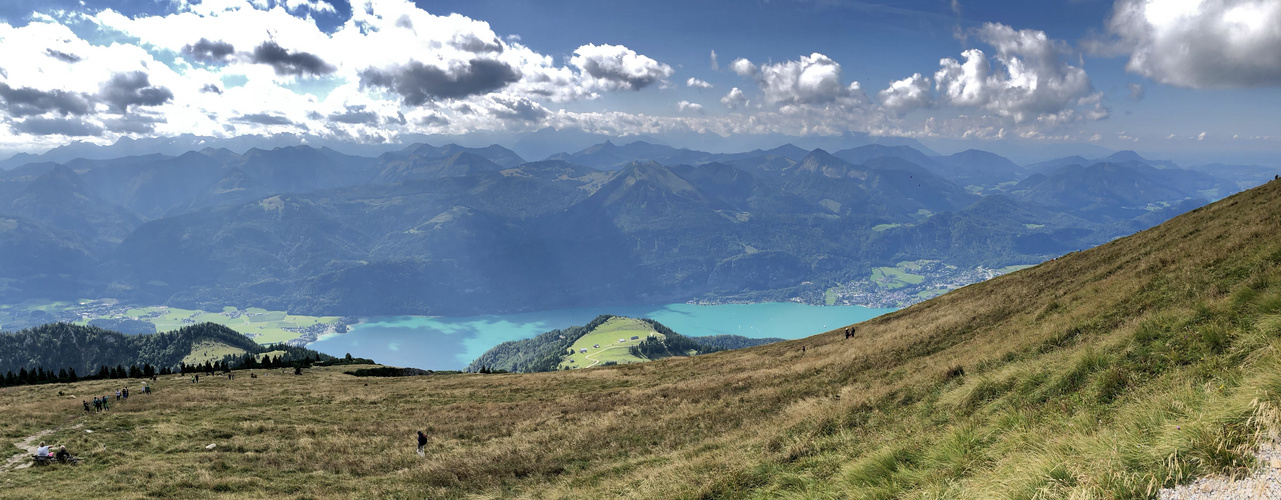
0,428,55,473
582,345,633,368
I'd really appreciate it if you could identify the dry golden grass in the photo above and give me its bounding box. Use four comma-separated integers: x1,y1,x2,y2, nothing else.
3,180,1281,498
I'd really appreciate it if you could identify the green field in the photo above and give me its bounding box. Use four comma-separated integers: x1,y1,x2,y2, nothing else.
558,317,662,369
181,341,250,366
824,287,839,306
871,266,926,288
3,301,343,345
144,307,342,344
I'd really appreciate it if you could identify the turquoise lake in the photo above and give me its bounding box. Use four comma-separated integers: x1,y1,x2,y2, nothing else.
308,302,896,370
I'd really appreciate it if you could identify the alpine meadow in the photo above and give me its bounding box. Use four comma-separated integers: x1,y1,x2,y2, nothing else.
4,0,1281,498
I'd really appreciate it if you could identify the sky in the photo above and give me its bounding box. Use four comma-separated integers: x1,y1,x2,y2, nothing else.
0,0,1278,160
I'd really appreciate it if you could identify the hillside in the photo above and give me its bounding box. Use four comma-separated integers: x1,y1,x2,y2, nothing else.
2,178,1281,498
468,315,780,372
0,322,329,377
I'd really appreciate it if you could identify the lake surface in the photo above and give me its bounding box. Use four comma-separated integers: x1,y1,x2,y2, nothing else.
308,302,896,370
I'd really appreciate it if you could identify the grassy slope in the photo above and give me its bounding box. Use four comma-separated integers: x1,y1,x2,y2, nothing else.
2,181,1281,498
181,341,249,366
559,317,660,369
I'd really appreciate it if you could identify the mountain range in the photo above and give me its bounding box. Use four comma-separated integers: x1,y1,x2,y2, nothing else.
0,139,1275,317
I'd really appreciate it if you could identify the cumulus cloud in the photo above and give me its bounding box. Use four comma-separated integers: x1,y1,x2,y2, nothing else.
13,117,104,137
328,105,381,124
183,38,236,64
878,73,932,115
729,58,756,76
251,41,336,77
677,100,703,113
233,112,294,125
570,43,674,91
44,48,81,64
98,72,174,114
484,94,548,122
449,32,503,53
686,77,713,89
1103,0,1281,88
0,0,687,149
360,59,522,105
720,87,747,109
755,53,848,105
926,23,1102,123
0,83,93,117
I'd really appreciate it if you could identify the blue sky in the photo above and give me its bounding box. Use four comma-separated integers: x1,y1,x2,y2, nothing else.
0,0,1278,161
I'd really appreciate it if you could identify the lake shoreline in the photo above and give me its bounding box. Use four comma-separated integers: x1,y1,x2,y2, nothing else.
306,302,897,370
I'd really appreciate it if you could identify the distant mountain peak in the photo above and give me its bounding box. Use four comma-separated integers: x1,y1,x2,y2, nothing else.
1106,150,1147,162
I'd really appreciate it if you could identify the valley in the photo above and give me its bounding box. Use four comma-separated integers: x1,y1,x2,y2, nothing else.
2,177,1279,498
0,299,348,345
3,139,1257,321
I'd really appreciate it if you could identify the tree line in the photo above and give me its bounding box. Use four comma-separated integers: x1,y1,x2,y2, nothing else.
1,362,175,388
0,322,353,386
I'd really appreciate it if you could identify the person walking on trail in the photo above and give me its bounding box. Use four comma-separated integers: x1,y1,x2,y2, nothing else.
416,431,428,457
83,400,90,413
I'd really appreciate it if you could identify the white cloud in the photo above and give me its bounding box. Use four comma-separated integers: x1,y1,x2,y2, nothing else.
755,53,848,105
0,0,684,149
282,0,336,14
710,50,719,71
1104,0,1281,88
570,43,674,91
928,23,1102,123
677,100,703,113
729,58,756,76
686,77,713,89
720,87,747,109
878,73,932,115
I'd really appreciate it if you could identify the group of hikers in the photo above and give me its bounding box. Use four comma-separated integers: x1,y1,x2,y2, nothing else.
802,327,859,353
33,441,77,464
82,384,150,413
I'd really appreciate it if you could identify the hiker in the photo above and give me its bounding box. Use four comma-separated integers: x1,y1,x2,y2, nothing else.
55,445,71,463
101,396,109,410
416,431,428,456
83,401,90,413
802,346,806,353
195,374,199,383
35,442,50,458
93,397,101,412
115,390,121,401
